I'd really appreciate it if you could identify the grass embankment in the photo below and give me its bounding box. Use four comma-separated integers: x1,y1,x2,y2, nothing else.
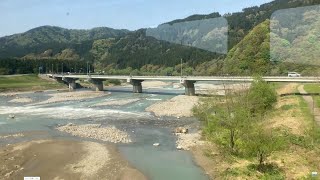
194,83,320,179
304,84,320,107
0,74,66,92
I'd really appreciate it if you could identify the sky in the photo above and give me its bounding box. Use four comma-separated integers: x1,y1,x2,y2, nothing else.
0,0,273,37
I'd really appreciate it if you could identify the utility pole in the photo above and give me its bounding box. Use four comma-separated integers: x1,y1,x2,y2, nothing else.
52,64,53,73
181,58,183,77
180,38,184,78
62,63,64,75
87,62,89,75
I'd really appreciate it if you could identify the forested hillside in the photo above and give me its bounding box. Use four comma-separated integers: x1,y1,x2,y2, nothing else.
91,29,221,69
164,0,320,49
225,4,320,76
224,20,271,75
271,5,320,66
0,26,128,59
0,0,320,75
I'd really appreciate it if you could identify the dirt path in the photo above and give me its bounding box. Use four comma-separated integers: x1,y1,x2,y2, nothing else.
297,85,320,125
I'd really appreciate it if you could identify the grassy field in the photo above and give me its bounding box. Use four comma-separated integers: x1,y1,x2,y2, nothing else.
196,83,320,179
0,74,66,92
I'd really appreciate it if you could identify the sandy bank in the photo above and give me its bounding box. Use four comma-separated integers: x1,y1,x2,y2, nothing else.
190,143,224,179
0,133,24,139
196,83,251,95
142,81,172,88
57,123,131,143
146,95,199,117
0,91,34,97
9,97,33,103
0,140,146,180
92,98,140,107
31,91,109,105
67,142,110,178
0,88,68,96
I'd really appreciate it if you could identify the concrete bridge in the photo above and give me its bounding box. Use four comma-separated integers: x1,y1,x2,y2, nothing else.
48,74,320,96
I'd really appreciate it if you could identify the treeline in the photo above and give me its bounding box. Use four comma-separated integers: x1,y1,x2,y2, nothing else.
0,58,89,75
95,60,320,77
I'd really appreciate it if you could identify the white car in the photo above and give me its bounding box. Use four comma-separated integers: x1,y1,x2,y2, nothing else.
288,72,301,77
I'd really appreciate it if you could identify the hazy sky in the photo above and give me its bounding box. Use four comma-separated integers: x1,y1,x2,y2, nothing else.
0,0,273,37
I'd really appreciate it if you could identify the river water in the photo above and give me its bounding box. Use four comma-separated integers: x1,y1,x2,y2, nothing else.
0,87,209,180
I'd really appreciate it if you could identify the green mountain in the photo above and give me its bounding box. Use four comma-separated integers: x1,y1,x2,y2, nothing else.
1,0,320,75
224,20,271,75
163,0,320,49
91,29,221,69
270,5,320,66
224,6,320,76
0,26,129,58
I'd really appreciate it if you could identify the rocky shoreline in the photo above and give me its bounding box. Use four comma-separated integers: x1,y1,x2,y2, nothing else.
175,131,204,151
56,123,132,143
146,95,199,117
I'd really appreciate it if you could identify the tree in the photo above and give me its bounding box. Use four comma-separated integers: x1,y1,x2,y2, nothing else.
247,77,277,116
193,84,252,152
243,125,284,170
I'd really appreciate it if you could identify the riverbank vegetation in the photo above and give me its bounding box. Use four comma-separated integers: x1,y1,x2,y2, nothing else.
193,81,320,179
0,74,65,92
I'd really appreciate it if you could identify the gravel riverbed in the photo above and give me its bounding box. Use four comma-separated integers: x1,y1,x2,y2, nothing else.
146,95,199,117
56,123,132,143
31,91,109,105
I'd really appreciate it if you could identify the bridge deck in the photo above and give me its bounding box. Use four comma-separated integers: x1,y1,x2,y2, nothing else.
49,74,320,83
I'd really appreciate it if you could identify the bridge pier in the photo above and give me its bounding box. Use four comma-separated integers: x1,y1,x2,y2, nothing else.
130,80,144,93
89,79,104,91
62,77,78,91
54,77,64,84
181,80,196,96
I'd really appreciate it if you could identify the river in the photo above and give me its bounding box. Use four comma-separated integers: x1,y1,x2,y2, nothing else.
0,86,209,180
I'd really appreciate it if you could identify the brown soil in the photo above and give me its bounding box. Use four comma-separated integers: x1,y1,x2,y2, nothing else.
190,143,228,180
0,140,146,180
276,83,299,95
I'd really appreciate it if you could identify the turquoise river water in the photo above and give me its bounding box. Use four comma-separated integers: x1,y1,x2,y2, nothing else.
0,86,209,180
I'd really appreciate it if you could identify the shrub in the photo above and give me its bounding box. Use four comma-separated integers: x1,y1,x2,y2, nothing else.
248,77,277,116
